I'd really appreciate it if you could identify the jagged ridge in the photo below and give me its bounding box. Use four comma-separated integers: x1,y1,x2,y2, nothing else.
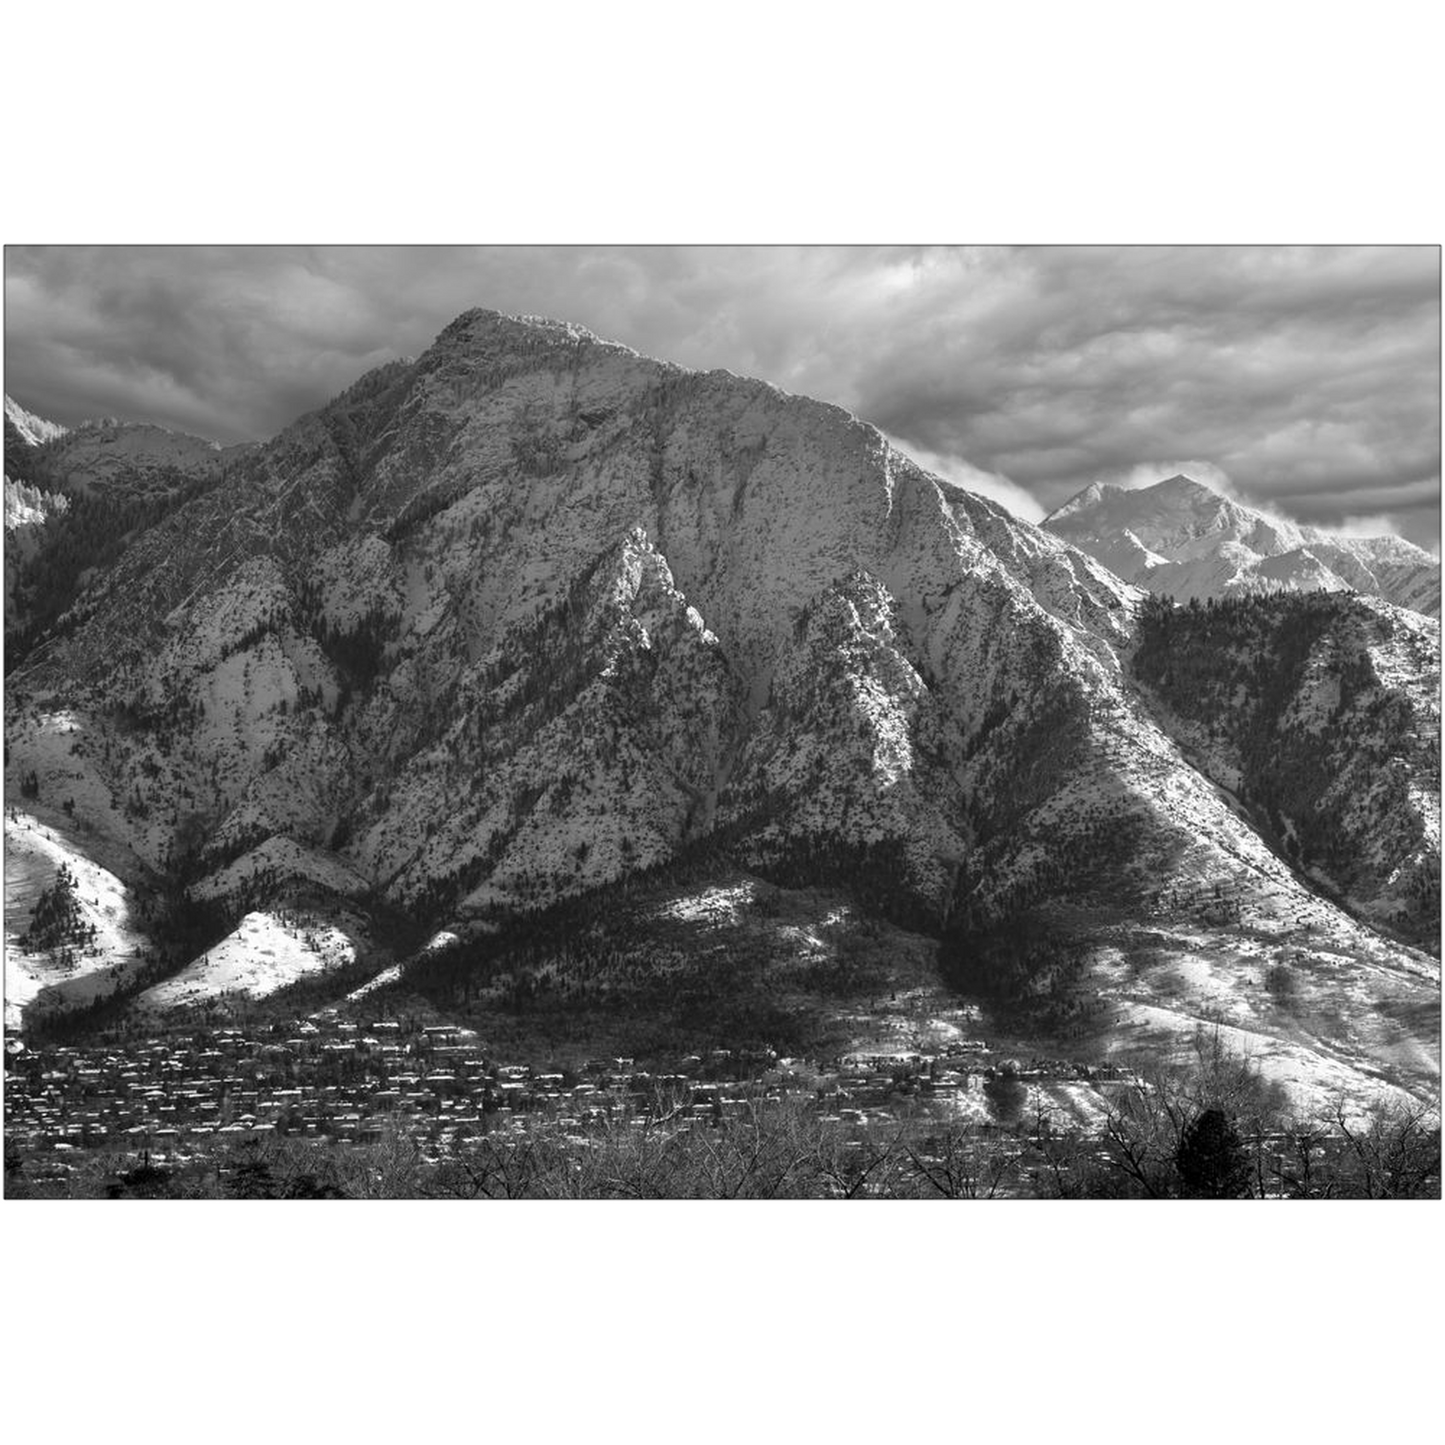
1043,473,1440,618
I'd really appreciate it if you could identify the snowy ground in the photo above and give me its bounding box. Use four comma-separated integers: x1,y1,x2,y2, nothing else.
346,963,403,1002
133,910,356,1012
1088,921,1439,1118
802,906,1437,1124
4,811,148,1029
658,883,756,926
3,706,159,877
626,863,1439,1124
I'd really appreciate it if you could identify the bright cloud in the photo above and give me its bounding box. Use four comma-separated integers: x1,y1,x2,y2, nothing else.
882,434,1046,523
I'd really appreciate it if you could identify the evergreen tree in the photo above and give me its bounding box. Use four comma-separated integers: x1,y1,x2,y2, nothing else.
1176,1106,1251,1198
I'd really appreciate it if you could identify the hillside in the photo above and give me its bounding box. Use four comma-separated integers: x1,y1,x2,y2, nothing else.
5,398,74,630
1132,590,1440,943
19,413,243,499
5,394,68,450
3,402,245,667
4,811,149,1029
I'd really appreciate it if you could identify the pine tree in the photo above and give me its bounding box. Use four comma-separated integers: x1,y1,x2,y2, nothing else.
1176,1107,1251,1198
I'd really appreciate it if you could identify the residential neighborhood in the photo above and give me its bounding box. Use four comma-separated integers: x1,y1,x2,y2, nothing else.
3,1011,1134,1182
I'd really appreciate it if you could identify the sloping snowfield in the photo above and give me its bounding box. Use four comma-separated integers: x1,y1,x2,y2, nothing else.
1087,921,1439,1118
4,811,148,1028
134,910,356,1012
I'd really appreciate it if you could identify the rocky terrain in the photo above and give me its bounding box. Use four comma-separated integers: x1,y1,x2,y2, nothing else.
6,394,246,499
1043,473,1440,618
4,395,251,662
4,313,1439,1116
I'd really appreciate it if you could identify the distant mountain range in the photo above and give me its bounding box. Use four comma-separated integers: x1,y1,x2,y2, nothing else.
3,319,1438,1113
1043,473,1439,617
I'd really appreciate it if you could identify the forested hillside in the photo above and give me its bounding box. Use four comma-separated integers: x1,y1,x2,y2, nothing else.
1134,591,1440,946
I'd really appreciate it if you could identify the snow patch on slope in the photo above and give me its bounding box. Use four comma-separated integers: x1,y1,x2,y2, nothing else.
5,394,68,447
4,812,148,1028
135,911,356,1011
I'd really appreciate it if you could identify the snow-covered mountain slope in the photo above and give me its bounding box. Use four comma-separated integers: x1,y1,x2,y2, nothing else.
5,394,67,448
4,812,149,1028
5,397,72,556
1132,590,1440,943
1043,474,1440,617
19,415,244,500
351,526,741,916
4,477,70,533
6,391,241,507
5,311,1438,1107
3,479,71,628
3,398,249,666
189,836,373,906
7,311,1142,926
133,910,358,1013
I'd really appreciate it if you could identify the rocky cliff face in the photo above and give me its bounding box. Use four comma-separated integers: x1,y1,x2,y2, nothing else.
8,311,1145,919
5,311,1438,1107
1043,473,1440,618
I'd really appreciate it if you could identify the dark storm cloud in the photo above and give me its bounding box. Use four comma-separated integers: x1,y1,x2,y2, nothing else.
4,244,1439,548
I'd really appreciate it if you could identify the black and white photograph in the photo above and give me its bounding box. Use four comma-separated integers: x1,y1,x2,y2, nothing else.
5,243,1438,1202
1,7,1441,1443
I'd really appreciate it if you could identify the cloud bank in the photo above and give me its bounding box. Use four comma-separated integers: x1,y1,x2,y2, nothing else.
4,245,1438,548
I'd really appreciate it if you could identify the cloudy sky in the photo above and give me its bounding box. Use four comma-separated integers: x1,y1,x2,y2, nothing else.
5,244,1439,548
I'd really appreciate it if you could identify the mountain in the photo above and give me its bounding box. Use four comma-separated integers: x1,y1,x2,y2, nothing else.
4,312,1438,1113
5,398,74,644
5,394,68,449
1133,590,1440,934
12,409,247,501
3,401,248,666
6,392,248,505
1042,474,1440,618
4,396,70,531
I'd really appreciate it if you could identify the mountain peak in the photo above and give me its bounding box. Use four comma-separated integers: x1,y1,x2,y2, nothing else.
1045,479,1122,522
437,307,614,354
1146,472,1218,501
1043,468,1439,616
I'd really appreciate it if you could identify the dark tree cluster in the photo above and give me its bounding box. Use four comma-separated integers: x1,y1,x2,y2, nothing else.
310,607,393,687
19,862,98,957
938,912,1104,1039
